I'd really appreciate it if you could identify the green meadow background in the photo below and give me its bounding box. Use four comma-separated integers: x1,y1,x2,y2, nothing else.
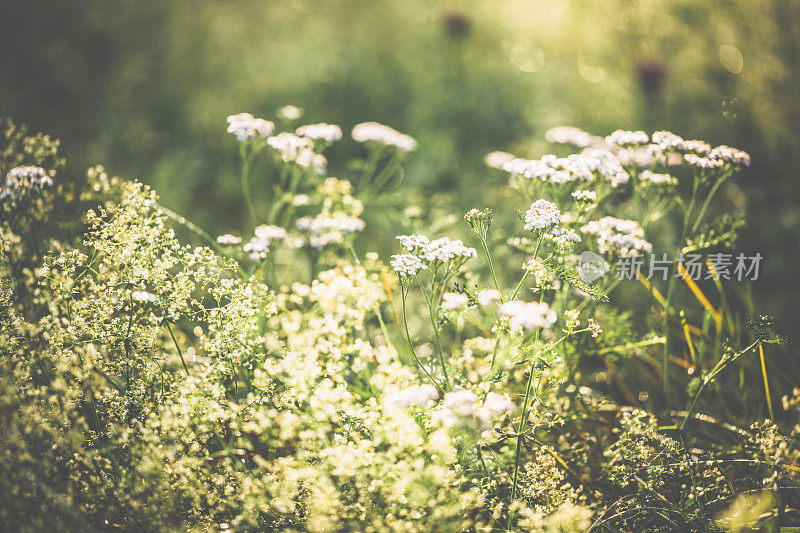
1,0,798,336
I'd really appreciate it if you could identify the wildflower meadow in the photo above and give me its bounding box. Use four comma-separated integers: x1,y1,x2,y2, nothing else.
0,103,797,532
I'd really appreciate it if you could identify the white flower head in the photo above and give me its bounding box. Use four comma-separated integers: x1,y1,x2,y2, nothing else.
396,234,430,253
605,130,649,147
216,233,242,245
477,288,502,307
684,153,723,169
498,300,556,331
710,145,751,167
267,133,314,162
352,122,417,152
421,237,477,263
390,253,427,277
387,384,439,408
546,126,593,147
485,151,516,169
524,199,561,231
296,123,343,142
580,217,652,257
277,105,304,121
571,189,597,203
226,113,275,141
442,292,469,311
640,170,677,185
1,166,53,200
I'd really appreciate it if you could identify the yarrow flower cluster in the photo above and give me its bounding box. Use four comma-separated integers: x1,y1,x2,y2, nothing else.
226,113,275,141
396,234,430,253
464,208,492,237
710,145,751,166
431,390,515,429
296,123,343,142
484,151,516,169
243,225,287,260
477,288,502,306
386,384,439,408
524,199,561,231
421,237,477,263
352,122,417,152
546,126,593,147
501,149,629,187
684,153,723,169
640,170,678,185
605,130,649,147
390,253,427,277
267,132,314,162
581,217,653,256
1,166,53,200
442,291,469,310
571,189,597,203
216,233,242,245
498,300,556,331
296,215,366,249
551,227,582,248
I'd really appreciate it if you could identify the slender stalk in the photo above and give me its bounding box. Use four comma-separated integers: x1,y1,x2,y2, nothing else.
679,340,758,430
165,321,190,374
400,284,444,392
480,236,500,291
507,333,572,529
759,342,774,421
418,277,451,390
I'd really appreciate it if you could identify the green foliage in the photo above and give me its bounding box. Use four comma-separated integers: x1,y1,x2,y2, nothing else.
2,117,799,532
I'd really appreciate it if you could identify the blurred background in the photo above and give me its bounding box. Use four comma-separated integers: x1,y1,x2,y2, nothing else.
1,0,798,335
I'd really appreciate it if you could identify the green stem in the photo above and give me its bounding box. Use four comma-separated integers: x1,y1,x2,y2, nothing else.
418,277,451,390
679,340,758,430
400,284,444,392
165,321,190,375
480,236,500,291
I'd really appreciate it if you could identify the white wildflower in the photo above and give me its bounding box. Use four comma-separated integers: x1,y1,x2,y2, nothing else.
684,153,723,169
652,130,687,151
1,166,53,200
243,225,287,260
640,170,677,185
396,234,430,253
477,288,502,306
498,300,556,331
551,227,582,247
711,145,751,166
477,392,516,420
131,291,157,303
580,217,652,256
352,122,417,151
276,105,303,121
684,139,712,155
296,123,343,142
291,194,310,206
485,151,516,169
571,189,597,203
546,126,593,147
226,113,274,141
524,199,561,231
216,234,242,245
442,292,469,310
605,130,649,147
390,254,427,277
421,237,477,263
387,384,439,408
267,133,314,162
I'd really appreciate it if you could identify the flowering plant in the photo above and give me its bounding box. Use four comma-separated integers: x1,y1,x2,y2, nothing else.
0,117,795,532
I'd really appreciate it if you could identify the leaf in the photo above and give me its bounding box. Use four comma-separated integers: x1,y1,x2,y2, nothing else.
545,258,609,302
